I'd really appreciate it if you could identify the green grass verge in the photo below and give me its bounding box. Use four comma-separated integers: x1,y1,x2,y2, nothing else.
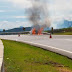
2,40,72,72
53,32,72,35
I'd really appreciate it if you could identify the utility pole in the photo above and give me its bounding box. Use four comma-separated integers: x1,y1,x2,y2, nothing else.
51,27,53,34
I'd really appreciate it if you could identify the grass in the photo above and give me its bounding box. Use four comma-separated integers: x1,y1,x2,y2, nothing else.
2,39,72,72
53,32,72,35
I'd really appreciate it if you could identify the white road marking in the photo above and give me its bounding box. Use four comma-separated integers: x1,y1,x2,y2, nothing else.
52,39,72,42
65,39,72,41
16,40,72,54
0,35,72,58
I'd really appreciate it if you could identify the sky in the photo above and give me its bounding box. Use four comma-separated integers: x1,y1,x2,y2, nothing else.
0,0,72,30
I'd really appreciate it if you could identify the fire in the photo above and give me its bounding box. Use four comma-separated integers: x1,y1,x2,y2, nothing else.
32,27,44,35
32,28,36,35
38,28,43,35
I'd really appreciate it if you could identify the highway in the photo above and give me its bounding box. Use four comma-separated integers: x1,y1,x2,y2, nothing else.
0,35,72,58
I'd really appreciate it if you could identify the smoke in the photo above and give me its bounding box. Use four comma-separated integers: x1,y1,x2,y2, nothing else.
27,0,51,33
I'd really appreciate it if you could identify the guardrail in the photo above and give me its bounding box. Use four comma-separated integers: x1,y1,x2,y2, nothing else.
0,31,51,35
0,40,4,72
0,31,30,35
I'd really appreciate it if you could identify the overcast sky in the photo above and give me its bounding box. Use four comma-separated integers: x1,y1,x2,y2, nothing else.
0,0,72,29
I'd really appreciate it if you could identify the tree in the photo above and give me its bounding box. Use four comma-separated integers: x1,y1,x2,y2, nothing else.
23,27,25,31
3,29,5,32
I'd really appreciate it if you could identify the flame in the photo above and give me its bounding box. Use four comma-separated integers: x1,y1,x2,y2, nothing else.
32,27,44,35
32,28,36,35
38,28,43,35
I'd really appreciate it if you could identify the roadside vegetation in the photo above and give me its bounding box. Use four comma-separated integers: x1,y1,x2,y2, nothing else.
46,27,72,35
2,40,72,72
53,32,72,35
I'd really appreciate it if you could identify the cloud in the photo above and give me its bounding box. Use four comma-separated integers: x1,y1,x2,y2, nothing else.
12,16,29,18
0,21,32,30
49,0,72,17
54,0,72,11
6,0,49,9
0,0,72,29
48,0,72,26
0,15,29,20
7,0,32,8
0,10,6,12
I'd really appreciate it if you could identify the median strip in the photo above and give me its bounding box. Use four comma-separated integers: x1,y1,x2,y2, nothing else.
0,40,4,72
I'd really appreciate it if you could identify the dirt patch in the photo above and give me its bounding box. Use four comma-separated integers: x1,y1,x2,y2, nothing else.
57,67,72,72
48,61,64,67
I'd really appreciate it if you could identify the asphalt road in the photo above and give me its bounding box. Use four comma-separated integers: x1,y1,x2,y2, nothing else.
0,35,72,58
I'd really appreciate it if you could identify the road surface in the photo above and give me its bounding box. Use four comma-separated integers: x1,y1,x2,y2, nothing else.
0,35,72,58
